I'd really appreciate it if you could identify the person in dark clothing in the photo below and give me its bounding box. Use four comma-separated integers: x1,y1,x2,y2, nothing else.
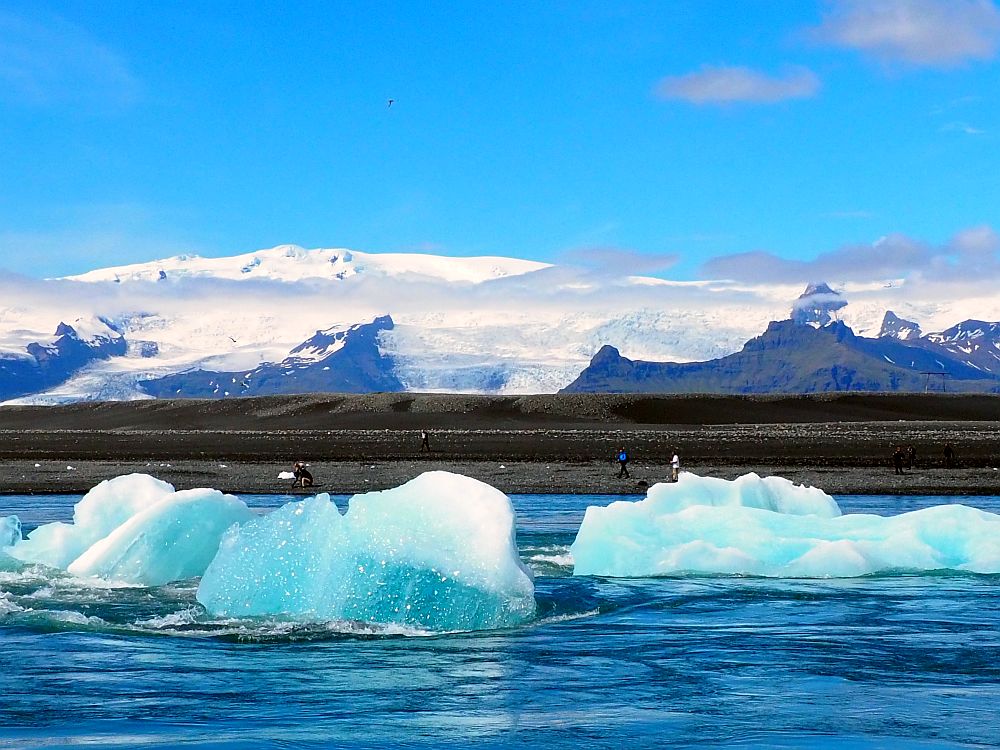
420,430,431,452
616,448,630,479
906,445,916,470
892,447,905,475
943,443,955,469
292,461,314,488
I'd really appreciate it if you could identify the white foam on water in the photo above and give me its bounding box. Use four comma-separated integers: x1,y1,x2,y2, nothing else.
0,592,23,616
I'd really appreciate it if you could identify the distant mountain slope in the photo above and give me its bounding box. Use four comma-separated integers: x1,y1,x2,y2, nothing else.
0,320,127,401
562,320,1000,394
4,246,1000,402
879,312,1000,375
140,316,403,397
878,311,922,341
64,245,550,285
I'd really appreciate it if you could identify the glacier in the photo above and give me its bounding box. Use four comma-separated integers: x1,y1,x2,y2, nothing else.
197,471,535,631
571,472,1000,577
4,474,255,585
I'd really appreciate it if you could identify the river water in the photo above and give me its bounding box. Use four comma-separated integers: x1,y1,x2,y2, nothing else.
2,492,999,749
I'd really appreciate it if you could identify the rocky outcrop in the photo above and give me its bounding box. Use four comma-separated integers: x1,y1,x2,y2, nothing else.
0,322,127,401
140,315,403,397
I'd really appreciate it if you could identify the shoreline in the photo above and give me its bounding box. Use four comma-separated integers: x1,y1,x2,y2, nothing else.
1,394,997,496
1,459,997,497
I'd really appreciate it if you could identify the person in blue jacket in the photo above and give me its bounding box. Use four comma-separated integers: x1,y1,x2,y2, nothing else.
616,447,630,479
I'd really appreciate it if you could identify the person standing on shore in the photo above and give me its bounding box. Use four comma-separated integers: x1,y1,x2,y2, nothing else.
944,443,955,469
892,447,905,475
292,461,314,488
671,450,680,482
420,429,430,452
906,445,916,470
616,447,630,479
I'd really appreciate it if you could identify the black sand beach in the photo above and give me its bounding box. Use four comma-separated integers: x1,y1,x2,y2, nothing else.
0,393,998,495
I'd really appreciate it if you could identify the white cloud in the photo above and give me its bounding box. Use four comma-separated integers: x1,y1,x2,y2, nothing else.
702,226,1000,283
655,65,820,105
0,9,139,108
811,0,1000,67
557,246,679,275
940,121,986,134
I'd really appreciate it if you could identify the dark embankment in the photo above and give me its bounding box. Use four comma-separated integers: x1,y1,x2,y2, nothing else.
0,393,997,494
1,392,999,431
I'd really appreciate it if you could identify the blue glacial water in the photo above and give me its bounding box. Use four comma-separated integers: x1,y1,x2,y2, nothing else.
2,492,1000,749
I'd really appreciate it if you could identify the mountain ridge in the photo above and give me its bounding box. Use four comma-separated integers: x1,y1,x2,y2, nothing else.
562,318,1000,394
3,244,1000,402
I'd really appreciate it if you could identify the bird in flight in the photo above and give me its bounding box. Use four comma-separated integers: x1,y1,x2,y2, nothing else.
228,336,237,343
387,98,395,108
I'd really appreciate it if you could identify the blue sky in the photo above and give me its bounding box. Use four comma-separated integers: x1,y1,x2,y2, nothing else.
1,0,999,280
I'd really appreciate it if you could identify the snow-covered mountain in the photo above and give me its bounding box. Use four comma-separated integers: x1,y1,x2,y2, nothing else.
2,244,1000,403
140,316,402,397
66,245,549,285
0,319,126,402
880,313,1000,375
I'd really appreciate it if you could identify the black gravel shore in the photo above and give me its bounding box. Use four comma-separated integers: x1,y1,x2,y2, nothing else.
0,393,997,495
0,458,996,497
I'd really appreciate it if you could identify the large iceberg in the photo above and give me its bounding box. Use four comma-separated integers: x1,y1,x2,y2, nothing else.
571,472,1000,577
5,474,255,585
197,471,535,631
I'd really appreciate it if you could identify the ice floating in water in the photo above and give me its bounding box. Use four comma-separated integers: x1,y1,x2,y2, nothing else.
1,516,20,548
571,472,1000,577
5,474,254,586
197,471,535,631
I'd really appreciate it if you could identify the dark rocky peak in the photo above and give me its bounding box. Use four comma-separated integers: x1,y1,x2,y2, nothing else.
800,282,837,298
590,345,623,366
791,282,847,327
53,322,79,339
927,319,1000,344
139,313,402,398
878,311,922,340
744,319,857,352
289,315,394,360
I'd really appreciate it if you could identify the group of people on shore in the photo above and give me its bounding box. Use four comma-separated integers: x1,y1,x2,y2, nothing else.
288,430,433,488
287,433,686,490
616,447,680,483
287,431,963,490
892,443,956,475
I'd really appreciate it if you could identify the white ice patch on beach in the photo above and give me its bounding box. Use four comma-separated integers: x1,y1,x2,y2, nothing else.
571,472,1000,577
197,471,535,631
6,474,254,585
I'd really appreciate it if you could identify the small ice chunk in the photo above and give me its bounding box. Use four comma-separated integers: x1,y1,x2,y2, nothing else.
9,473,254,585
34,463,41,468
197,471,535,631
1,516,21,548
278,471,295,480
67,489,255,585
